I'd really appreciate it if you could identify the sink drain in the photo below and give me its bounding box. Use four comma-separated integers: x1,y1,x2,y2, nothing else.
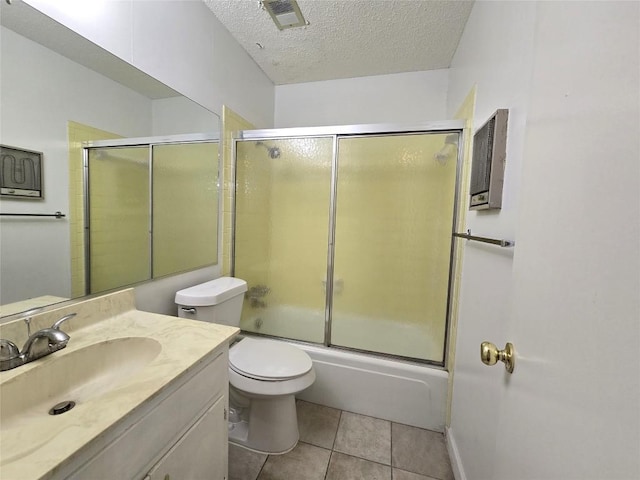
49,400,76,415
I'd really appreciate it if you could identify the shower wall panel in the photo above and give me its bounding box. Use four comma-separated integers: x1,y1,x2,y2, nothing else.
68,121,122,298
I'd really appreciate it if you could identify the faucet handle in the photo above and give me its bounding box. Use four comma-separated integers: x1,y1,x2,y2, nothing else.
52,313,76,330
0,339,20,361
21,307,43,337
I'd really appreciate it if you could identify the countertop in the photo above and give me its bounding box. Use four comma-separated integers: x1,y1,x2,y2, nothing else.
0,296,68,318
0,289,239,480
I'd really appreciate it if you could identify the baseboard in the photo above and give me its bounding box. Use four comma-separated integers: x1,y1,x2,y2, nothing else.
445,426,467,480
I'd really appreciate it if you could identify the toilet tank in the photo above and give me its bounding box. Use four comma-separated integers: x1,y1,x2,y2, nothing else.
175,277,247,327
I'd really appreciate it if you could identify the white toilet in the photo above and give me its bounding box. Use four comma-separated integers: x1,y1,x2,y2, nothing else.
175,277,316,454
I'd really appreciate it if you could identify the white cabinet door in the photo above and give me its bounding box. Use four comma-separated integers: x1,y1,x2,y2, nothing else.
146,396,227,480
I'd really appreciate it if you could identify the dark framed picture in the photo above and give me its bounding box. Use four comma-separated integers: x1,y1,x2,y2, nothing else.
0,145,43,199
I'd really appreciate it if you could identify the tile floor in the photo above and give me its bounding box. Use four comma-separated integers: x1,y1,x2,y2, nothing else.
229,400,454,480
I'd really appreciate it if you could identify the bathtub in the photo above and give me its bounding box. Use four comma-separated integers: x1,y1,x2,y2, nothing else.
242,306,449,432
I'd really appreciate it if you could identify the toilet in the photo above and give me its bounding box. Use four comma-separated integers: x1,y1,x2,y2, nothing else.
175,277,315,454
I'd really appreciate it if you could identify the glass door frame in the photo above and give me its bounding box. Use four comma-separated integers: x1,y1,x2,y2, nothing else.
82,133,220,295
232,121,465,367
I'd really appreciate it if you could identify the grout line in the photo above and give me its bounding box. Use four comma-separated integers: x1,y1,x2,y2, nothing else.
331,408,343,452
323,450,334,480
254,451,268,480
332,450,396,470
390,420,394,469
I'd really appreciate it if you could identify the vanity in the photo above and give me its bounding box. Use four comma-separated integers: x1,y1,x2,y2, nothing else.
0,289,238,480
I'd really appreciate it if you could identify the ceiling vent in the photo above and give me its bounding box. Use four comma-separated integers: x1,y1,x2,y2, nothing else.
262,0,307,30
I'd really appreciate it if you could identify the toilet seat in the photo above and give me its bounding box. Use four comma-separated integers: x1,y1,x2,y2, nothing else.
228,338,316,397
229,367,316,397
229,338,313,381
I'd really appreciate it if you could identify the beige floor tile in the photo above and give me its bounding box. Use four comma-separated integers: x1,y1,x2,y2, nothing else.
257,442,331,480
393,467,440,480
326,452,392,480
334,411,392,465
228,443,268,480
391,423,454,480
297,400,342,449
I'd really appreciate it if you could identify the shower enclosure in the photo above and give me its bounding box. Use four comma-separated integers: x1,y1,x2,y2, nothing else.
233,123,463,365
83,134,219,295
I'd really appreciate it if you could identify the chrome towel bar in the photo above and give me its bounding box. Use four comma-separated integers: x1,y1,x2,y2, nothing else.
453,229,514,247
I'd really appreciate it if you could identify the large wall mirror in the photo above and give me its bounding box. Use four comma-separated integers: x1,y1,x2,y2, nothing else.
0,2,221,318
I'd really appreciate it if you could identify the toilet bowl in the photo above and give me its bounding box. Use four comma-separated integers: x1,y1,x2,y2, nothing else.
175,277,315,454
227,337,316,453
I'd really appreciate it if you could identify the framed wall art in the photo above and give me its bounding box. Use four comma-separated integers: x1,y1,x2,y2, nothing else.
0,145,43,199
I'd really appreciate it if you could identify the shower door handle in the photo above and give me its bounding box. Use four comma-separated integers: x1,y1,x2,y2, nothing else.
322,278,344,294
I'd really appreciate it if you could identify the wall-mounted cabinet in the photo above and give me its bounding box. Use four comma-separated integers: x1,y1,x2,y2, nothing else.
469,109,509,210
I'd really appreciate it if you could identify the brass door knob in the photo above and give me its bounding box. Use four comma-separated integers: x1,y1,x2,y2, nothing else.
480,341,515,373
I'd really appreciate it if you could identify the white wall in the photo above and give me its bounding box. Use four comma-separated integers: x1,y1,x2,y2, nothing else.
445,2,537,478
134,265,219,316
0,26,153,304
8,0,275,315
275,70,449,127
23,0,275,128
151,97,219,136
447,2,640,479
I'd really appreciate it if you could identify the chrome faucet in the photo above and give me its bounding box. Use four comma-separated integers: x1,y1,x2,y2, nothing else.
0,313,75,372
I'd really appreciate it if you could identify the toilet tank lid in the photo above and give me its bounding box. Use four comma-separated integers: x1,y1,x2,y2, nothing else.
175,277,247,306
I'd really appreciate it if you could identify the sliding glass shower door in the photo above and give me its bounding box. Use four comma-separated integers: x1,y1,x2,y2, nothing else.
233,126,460,364
234,137,334,343
87,146,150,293
85,137,219,294
153,142,218,277
331,133,457,362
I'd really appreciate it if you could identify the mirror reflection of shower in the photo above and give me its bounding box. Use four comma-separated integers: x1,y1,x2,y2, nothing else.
255,141,281,159
434,134,459,165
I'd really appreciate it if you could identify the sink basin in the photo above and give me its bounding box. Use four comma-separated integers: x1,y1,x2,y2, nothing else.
0,337,161,464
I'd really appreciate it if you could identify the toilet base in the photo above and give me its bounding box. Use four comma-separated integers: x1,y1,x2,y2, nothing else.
228,390,300,455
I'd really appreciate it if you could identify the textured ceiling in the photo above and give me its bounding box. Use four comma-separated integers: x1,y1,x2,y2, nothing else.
205,0,474,85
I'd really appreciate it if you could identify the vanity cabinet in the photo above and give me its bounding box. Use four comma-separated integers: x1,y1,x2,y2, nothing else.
144,396,226,480
61,347,229,480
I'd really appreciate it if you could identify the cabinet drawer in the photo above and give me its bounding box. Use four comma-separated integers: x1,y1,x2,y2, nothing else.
65,351,227,480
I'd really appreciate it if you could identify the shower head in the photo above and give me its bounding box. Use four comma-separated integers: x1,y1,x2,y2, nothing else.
255,141,281,159
434,134,459,166
444,134,458,145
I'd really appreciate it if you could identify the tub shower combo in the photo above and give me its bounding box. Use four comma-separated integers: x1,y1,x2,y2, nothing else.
232,122,463,431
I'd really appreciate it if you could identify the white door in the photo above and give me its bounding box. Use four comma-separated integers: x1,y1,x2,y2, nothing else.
489,3,639,479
